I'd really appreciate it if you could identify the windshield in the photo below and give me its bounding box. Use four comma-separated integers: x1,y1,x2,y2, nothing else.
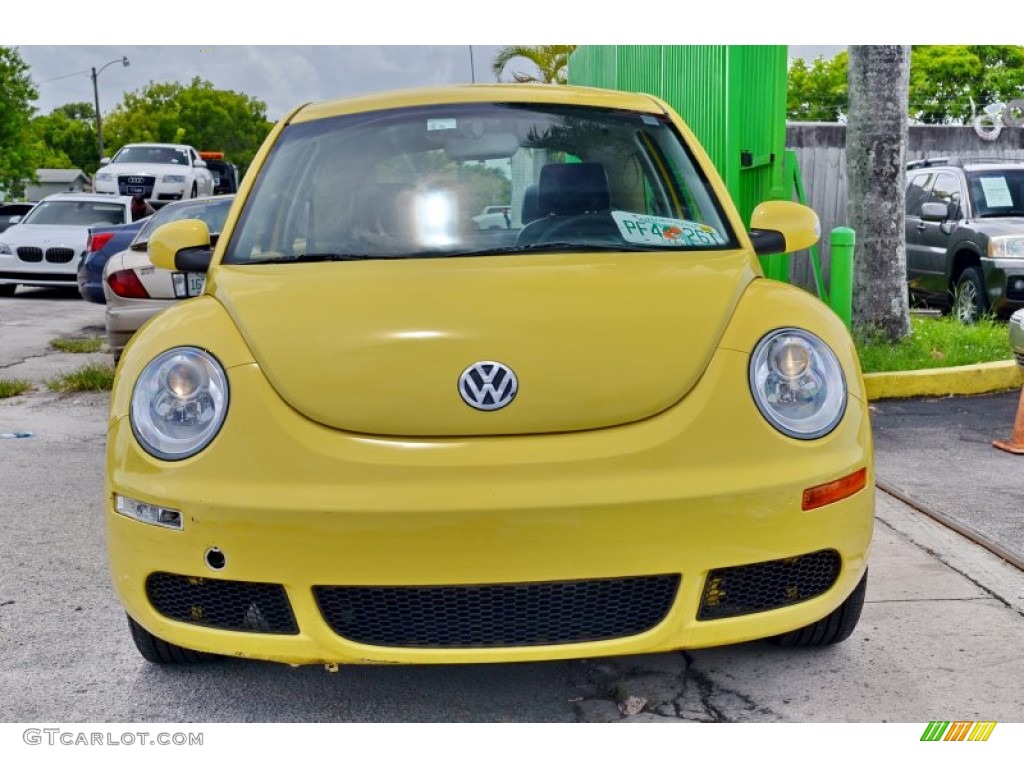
112,146,190,166
134,198,235,245
967,169,1024,216
223,102,736,264
22,200,126,226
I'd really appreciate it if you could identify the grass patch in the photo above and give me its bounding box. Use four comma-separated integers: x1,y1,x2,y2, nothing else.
855,314,1013,374
50,337,104,353
0,378,33,398
45,362,117,393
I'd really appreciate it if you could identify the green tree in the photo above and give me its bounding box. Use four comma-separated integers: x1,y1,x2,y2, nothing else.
910,45,1024,124
788,46,1024,125
102,77,273,173
0,46,40,198
787,52,848,121
29,103,98,174
492,46,577,85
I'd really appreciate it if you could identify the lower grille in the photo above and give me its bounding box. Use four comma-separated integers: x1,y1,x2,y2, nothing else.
315,575,680,648
17,247,42,262
698,550,841,620
146,572,298,634
45,248,75,264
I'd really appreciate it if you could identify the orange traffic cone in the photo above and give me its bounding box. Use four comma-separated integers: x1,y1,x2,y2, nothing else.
993,384,1024,454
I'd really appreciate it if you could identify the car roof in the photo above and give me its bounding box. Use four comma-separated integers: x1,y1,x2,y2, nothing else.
907,157,1024,172
36,192,133,204
291,83,668,124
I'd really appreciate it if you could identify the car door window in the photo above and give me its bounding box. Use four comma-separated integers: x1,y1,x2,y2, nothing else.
906,173,930,217
929,173,961,217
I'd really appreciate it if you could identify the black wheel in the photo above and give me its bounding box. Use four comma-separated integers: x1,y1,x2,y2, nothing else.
951,266,989,324
190,182,198,199
768,569,867,648
127,614,214,664
0,284,17,297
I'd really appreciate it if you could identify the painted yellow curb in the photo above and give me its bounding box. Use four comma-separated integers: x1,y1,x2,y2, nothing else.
864,360,1024,400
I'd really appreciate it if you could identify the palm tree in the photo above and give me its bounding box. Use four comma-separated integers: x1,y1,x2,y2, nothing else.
846,45,912,342
491,46,577,85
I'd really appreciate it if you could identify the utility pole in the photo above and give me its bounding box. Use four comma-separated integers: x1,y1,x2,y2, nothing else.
91,56,130,162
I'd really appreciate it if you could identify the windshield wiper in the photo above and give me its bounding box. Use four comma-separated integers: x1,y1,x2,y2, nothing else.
443,242,658,257
978,211,1024,218
247,253,379,264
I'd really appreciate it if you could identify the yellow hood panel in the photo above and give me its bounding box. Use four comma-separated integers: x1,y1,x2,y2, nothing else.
210,252,758,436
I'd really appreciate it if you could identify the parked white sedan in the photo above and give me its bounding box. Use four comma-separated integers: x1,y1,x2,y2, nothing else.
103,195,235,360
93,143,215,205
0,193,134,295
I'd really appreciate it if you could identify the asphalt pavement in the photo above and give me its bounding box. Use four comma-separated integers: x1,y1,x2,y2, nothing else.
871,387,1024,568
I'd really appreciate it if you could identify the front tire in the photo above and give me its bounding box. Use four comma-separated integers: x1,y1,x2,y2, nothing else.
768,569,867,647
190,182,198,199
127,614,214,664
952,267,989,324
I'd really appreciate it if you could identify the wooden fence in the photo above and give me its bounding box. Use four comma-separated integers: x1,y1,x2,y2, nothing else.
785,123,1024,292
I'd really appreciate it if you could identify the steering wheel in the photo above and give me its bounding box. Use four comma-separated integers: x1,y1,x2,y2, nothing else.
517,212,622,246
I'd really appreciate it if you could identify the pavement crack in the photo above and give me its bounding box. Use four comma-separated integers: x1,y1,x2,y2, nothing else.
875,515,1022,618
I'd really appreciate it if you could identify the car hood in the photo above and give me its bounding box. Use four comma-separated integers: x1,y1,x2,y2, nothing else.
970,217,1024,238
209,251,759,436
0,224,90,248
104,163,193,176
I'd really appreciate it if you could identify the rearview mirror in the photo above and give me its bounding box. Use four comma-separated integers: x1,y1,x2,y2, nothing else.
444,133,519,161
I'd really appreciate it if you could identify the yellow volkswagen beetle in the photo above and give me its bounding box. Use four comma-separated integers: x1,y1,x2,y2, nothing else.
106,84,873,666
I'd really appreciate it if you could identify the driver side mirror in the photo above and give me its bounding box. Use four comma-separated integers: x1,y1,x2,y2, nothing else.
921,202,949,221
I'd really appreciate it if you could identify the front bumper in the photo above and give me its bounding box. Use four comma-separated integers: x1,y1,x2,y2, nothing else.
0,251,82,287
107,350,874,665
983,258,1024,312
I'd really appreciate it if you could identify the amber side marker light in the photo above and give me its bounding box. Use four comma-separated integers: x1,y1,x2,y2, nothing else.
802,467,868,511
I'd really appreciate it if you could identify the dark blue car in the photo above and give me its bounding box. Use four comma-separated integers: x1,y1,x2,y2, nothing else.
77,218,148,304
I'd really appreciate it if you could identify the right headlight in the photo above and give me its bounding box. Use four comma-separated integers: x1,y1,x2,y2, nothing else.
749,328,847,439
0,241,12,255
130,347,229,460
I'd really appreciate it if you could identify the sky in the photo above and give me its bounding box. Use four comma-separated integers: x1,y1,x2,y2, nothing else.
14,43,847,123
7,0,994,124
1,1,869,122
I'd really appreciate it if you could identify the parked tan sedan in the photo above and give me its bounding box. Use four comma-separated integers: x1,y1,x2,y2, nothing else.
103,195,235,361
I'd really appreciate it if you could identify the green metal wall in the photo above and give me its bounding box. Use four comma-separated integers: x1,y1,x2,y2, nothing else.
568,45,788,225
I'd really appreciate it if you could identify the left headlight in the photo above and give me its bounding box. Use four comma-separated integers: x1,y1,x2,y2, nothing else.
130,347,229,460
989,236,1024,259
749,328,847,440
161,174,187,184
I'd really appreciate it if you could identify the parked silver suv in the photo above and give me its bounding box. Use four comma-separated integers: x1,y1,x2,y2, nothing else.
905,157,1024,323
1010,308,1024,368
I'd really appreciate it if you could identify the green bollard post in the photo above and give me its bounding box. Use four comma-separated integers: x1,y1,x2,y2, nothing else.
829,227,855,329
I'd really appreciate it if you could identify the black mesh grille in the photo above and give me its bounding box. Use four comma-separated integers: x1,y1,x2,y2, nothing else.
17,247,42,262
314,575,680,648
146,572,298,634
698,550,841,620
45,248,75,264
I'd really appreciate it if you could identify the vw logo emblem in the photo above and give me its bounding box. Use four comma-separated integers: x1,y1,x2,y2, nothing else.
459,361,518,411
